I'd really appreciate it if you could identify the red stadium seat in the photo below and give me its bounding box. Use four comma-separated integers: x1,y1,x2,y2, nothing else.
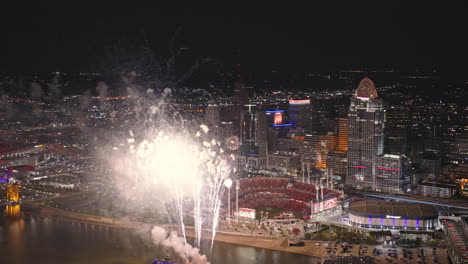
226,177,340,215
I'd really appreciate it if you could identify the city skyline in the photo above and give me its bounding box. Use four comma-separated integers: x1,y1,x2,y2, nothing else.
0,2,466,264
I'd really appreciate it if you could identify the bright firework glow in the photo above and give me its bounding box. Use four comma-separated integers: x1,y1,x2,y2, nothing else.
113,120,233,263
224,178,232,188
135,134,202,191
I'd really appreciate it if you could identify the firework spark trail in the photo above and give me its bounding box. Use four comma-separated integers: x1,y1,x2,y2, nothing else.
174,187,187,245
205,153,232,252
113,113,232,263
209,192,222,252
193,179,202,248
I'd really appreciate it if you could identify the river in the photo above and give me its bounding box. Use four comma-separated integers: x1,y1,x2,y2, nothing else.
0,209,319,264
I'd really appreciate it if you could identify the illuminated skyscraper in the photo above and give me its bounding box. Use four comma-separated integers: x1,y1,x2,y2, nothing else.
327,151,347,178
237,105,268,169
288,99,313,133
337,118,348,152
240,104,257,148
233,79,249,136
346,78,384,189
375,154,411,192
205,99,220,137
327,118,349,181
315,134,338,169
256,110,268,157
240,105,268,157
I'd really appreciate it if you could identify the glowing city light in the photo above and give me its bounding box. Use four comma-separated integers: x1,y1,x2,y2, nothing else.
273,112,283,125
272,123,292,127
289,99,310,105
377,167,399,171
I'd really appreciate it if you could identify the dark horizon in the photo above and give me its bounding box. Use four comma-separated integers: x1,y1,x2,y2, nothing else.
1,1,466,79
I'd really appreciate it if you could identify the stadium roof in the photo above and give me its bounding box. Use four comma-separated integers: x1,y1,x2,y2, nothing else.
349,201,438,219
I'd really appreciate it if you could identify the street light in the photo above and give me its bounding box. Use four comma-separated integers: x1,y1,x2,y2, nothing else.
224,178,233,222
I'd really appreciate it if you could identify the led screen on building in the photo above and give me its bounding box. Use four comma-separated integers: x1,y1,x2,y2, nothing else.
312,197,337,212
274,112,283,125
237,208,256,219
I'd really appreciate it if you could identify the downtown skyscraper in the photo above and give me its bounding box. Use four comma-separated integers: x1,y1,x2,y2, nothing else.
205,99,221,138
346,77,384,190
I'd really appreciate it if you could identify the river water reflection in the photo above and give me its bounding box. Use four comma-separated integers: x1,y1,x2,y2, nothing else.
0,211,319,264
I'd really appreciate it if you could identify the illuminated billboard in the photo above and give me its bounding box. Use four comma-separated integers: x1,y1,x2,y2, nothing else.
312,197,337,213
274,112,283,125
313,202,320,213
289,99,310,105
237,208,256,219
324,197,337,210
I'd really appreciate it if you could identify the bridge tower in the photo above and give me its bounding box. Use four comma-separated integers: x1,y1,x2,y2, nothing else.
7,183,20,202
6,183,21,217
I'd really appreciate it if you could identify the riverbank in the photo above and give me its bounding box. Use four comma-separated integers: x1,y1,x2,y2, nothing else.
21,202,323,257
19,203,449,263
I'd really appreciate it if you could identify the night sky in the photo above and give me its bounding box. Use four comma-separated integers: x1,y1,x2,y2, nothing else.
1,1,466,77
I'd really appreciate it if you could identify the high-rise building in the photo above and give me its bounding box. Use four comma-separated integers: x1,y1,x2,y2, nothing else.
346,78,384,190
238,105,268,160
288,99,313,133
205,99,220,137
327,151,347,178
267,127,278,153
236,108,268,170
327,118,349,182
337,118,348,152
220,121,235,139
233,79,249,136
267,150,301,177
240,105,266,150
315,134,338,169
375,154,411,193
256,110,268,157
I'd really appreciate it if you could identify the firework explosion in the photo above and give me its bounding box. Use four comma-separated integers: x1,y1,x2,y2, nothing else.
110,103,234,263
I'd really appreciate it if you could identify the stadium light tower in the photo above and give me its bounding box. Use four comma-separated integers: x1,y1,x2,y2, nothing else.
315,181,319,204
224,178,233,222
320,177,325,212
314,180,319,217
235,179,240,223
310,200,313,218
325,169,330,188
301,163,305,183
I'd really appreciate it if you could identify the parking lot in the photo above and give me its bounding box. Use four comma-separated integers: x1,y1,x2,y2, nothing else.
322,243,447,264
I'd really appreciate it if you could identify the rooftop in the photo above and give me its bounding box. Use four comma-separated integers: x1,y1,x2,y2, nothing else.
349,200,438,219
354,77,379,99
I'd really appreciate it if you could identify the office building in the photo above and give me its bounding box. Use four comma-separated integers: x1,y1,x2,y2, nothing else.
288,99,313,133
346,77,384,190
375,154,411,193
205,99,220,137
337,118,348,152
